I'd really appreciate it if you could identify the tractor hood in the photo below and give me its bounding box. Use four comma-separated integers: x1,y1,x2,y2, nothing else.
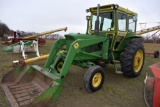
65,33,103,40
64,33,106,50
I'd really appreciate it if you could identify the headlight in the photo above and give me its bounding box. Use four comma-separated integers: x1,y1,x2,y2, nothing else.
86,16,91,20
114,4,119,9
111,4,119,9
86,9,90,13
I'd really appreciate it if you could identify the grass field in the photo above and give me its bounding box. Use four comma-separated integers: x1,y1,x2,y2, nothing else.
0,39,159,107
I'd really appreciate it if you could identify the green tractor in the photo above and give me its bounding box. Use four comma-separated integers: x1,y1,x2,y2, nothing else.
1,4,145,107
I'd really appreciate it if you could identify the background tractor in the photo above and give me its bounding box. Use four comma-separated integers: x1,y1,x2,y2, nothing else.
1,4,145,107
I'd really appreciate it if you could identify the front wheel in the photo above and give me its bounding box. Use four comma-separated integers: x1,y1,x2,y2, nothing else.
84,65,105,92
121,41,145,77
153,50,159,58
55,58,64,73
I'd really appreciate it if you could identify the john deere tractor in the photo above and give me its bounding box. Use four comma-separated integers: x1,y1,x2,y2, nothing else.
1,4,145,107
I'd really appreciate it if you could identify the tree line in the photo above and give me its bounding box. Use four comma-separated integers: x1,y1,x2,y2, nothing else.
0,21,10,37
0,20,160,43
139,35,160,43
0,20,37,37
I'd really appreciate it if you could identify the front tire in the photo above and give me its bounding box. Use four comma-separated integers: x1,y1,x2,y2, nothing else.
121,41,145,77
55,58,64,73
84,65,105,92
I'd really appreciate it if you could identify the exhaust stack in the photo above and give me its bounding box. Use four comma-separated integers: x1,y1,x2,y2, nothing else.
94,4,100,36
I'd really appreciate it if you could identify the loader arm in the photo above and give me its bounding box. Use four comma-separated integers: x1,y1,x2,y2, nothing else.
44,35,108,77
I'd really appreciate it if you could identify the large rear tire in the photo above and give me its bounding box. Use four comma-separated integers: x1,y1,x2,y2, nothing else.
121,41,145,77
84,65,105,92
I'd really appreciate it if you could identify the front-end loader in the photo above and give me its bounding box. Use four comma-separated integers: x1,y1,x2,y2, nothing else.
1,4,145,107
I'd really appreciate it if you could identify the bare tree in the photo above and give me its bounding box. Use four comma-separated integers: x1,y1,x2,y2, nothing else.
0,22,10,35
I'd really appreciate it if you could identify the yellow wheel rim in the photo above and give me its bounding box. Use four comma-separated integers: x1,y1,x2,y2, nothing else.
92,72,102,88
133,49,143,72
57,62,63,72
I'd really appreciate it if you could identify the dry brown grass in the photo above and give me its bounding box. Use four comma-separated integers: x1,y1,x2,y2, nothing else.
0,39,159,107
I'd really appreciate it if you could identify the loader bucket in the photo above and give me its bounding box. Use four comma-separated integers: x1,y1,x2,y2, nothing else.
144,62,160,107
1,65,62,107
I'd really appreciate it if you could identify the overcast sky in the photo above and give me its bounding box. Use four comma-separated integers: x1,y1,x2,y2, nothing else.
0,0,160,35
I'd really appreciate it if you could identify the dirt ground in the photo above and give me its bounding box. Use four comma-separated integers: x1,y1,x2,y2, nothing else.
0,39,159,107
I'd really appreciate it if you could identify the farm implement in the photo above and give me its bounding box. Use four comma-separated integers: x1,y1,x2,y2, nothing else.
144,62,160,107
136,26,160,58
2,32,45,45
13,54,49,66
2,27,67,59
1,4,146,107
